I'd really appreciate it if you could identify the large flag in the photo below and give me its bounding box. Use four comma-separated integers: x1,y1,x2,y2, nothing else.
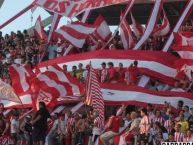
130,12,144,39
34,16,48,42
36,50,178,85
54,21,95,48
31,65,83,109
34,0,129,18
120,12,134,49
85,65,104,127
9,64,35,95
153,9,170,37
101,83,193,108
94,15,112,41
0,79,21,104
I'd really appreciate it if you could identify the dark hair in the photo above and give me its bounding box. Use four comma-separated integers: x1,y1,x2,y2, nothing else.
147,103,153,107
133,60,138,66
39,101,46,110
108,62,114,67
178,100,184,107
141,108,148,115
184,105,189,110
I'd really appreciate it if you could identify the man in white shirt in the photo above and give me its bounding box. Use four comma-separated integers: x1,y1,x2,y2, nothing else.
58,113,66,145
11,114,20,144
47,113,59,145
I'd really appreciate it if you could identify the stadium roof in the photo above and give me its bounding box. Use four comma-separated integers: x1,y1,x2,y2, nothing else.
77,0,188,26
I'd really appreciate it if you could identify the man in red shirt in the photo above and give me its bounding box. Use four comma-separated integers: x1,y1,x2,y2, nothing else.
117,63,126,83
107,62,117,83
125,61,140,85
100,112,121,145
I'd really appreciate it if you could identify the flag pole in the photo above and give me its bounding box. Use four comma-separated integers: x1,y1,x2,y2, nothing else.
0,3,34,30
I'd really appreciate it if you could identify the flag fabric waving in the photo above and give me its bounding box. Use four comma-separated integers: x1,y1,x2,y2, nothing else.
85,65,104,127
130,12,144,39
34,0,129,18
9,64,35,95
120,12,134,49
94,15,112,42
0,79,21,104
34,16,48,42
54,21,95,48
101,83,193,108
153,9,170,37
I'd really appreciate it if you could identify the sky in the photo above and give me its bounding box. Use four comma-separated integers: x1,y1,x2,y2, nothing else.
0,0,70,35
0,0,117,36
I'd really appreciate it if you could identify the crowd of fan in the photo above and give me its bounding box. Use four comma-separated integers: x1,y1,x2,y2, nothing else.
0,99,192,145
0,22,193,145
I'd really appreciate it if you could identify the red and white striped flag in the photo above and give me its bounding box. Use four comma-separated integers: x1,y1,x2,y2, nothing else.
94,15,112,42
34,16,48,42
120,12,134,49
85,65,104,127
9,64,35,95
34,0,128,18
130,12,144,39
0,79,21,104
54,21,95,48
153,9,170,37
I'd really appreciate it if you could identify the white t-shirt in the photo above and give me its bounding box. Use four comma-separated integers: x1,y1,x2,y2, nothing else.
58,119,66,135
50,119,58,134
11,119,19,134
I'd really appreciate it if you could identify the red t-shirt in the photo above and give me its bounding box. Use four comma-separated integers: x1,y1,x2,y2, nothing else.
108,67,117,82
109,116,121,133
128,66,139,83
117,68,126,83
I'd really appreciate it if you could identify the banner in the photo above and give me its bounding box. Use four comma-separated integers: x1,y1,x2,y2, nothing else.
36,50,178,85
34,0,129,18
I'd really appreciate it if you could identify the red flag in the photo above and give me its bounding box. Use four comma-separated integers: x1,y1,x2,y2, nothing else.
48,13,61,42
9,64,35,95
85,65,104,127
130,12,144,39
54,21,95,48
34,16,48,42
120,12,134,49
153,9,170,37
94,15,112,42
31,65,83,110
